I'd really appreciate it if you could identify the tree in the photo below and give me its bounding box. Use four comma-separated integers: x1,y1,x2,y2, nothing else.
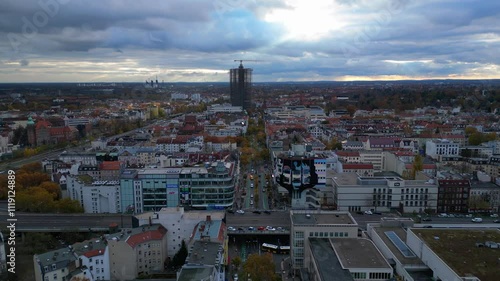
242,253,280,281
16,187,54,212
468,194,490,211
19,162,42,173
171,240,188,269
54,198,84,213
38,182,61,200
411,154,424,180
232,256,242,270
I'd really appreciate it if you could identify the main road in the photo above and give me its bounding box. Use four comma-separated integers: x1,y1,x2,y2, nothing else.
0,212,133,231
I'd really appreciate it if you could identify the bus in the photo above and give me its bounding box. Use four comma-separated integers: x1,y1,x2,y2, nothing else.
279,245,290,255
261,243,279,253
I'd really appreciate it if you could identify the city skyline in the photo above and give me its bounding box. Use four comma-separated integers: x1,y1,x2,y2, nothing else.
0,0,499,83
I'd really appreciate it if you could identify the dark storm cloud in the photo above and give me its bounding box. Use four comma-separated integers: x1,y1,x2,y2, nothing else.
0,0,498,82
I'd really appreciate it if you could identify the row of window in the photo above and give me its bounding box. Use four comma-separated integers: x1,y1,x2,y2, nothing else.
309,231,349,238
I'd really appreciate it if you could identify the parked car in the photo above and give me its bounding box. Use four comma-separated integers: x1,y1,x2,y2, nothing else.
236,210,245,214
257,226,266,231
465,214,473,218
422,217,432,221
227,209,235,214
471,218,483,223
438,213,448,218
364,210,373,215
250,194,254,198
490,214,499,218
264,210,271,214
248,226,255,231
250,200,254,205
253,210,261,214
233,273,239,281
228,226,236,231
494,219,500,223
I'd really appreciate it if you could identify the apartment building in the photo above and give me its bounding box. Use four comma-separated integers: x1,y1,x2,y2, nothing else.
66,175,121,213
106,224,168,280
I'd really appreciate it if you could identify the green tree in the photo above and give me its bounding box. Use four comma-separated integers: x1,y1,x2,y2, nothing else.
171,240,188,269
242,253,280,281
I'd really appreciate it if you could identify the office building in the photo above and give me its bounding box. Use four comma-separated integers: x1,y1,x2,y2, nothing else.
120,161,236,213
290,210,358,270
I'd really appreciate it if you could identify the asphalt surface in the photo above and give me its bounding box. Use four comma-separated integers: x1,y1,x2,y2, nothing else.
0,213,133,230
226,210,290,228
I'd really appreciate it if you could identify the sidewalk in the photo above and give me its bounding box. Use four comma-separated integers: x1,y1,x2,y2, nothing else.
281,257,300,281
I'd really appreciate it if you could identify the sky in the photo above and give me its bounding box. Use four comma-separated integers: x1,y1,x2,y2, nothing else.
0,0,499,83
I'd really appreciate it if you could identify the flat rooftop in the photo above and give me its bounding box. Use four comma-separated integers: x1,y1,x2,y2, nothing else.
186,241,222,266
177,266,213,281
373,226,424,266
331,238,392,269
411,228,500,281
292,211,356,226
309,238,353,281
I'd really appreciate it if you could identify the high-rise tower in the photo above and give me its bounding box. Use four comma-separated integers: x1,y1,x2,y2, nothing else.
230,61,252,110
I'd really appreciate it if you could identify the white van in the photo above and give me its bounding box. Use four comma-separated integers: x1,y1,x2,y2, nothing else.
471,217,483,223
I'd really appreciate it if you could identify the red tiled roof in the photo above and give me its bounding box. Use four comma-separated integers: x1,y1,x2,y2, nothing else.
35,119,52,130
100,161,121,170
343,163,373,169
83,249,106,258
336,151,360,157
126,226,167,248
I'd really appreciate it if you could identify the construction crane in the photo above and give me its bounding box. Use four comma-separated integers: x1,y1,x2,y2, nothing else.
233,59,264,67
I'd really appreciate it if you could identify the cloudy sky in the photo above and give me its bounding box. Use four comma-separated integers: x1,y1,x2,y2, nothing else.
0,0,499,82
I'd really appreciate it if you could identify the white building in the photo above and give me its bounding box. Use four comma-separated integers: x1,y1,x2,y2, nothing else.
34,247,93,281
72,239,110,281
207,104,243,113
425,139,460,160
359,150,385,172
330,173,438,213
290,210,358,270
135,208,225,257
66,176,121,213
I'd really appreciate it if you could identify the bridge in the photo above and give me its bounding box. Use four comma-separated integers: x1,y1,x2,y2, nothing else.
0,213,133,232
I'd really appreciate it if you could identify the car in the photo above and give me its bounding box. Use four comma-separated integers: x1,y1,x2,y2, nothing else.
257,226,266,231
494,219,500,223
364,210,373,215
250,183,254,188
438,213,448,218
228,226,236,231
227,209,235,214
373,211,382,215
250,200,254,205
423,225,433,228
276,227,284,231
253,210,261,214
471,218,483,223
236,210,245,214
266,226,276,231
248,226,255,231
465,214,473,218
250,194,254,198
233,273,239,281
238,227,244,231
422,217,432,221
264,210,271,214
490,214,499,218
